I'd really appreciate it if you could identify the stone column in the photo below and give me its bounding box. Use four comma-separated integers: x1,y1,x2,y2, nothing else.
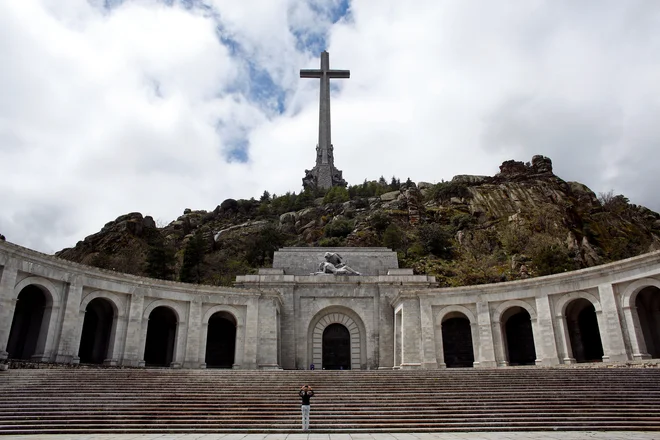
434,319,446,368
393,308,402,369
622,304,651,360
105,312,127,366
242,296,260,369
534,295,560,365
597,283,628,362
475,300,497,367
419,297,437,369
171,317,188,369
377,289,394,369
33,302,61,362
55,276,84,364
491,318,508,367
400,297,422,369
122,292,144,367
184,299,202,369
0,262,18,360
554,312,576,364
257,295,280,369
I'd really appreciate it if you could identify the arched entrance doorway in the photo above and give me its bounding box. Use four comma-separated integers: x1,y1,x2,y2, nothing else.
205,311,236,368
441,313,474,368
322,323,351,370
502,307,536,366
635,286,660,358
78,298,115,364
144,306,177,367
566,298,603,362
6,285,48,360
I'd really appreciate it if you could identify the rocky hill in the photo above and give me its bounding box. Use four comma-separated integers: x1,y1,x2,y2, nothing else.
55,156,660,287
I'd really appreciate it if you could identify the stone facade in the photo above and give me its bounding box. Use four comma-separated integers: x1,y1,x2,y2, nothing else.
1,240,659,369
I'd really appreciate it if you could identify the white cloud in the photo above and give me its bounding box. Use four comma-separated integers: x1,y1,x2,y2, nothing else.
2,0,660,253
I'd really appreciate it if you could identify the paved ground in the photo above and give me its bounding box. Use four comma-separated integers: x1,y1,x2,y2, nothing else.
1,433,658,440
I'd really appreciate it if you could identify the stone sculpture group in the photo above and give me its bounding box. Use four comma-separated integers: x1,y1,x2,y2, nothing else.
314,252,361,276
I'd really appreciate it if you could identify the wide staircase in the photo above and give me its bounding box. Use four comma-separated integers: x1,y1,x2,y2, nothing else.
1,366,660,434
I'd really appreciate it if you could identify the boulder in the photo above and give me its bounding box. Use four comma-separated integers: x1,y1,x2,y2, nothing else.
451,175,488,185
279,211,297,225
142,216,156,229
532,155,553,174
380,190,400,201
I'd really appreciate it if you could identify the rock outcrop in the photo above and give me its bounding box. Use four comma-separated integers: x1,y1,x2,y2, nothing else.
54,156,660,287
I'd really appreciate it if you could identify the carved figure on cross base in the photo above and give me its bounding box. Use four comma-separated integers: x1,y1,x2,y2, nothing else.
313,252,361,276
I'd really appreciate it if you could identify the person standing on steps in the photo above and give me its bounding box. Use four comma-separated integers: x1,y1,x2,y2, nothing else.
299,384,314,430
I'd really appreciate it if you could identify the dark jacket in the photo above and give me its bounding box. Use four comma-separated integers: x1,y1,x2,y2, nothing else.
299,390,314,405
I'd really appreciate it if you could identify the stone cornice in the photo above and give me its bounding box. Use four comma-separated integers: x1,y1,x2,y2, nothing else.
390,250,660,305
0,240,261,297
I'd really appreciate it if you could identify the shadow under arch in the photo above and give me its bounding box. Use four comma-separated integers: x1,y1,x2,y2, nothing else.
307,306,367,370
144,305,178,367
493,300,538,366
205,310,237,368
7,278,61,361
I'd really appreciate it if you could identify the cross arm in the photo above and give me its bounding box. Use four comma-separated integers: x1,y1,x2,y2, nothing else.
300,69,323,78
327,70,350,79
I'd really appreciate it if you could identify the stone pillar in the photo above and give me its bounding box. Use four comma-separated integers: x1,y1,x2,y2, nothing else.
434,319,446,368
419,297,437,369
598,283,628,362
105,312,127,366
0,262,18,360
491,318,508,367
622,304,651,360
393,308,402,369
122,292,144,367
33,302,61,362
475,300,497,367
257,295,280,369
555,312,576,364
377,290,394,369
198,320,209,368
171,317,188,369
242,296,260,369
534,296,560,365
400,297,422,369
184,299,202,369
55,276,84,363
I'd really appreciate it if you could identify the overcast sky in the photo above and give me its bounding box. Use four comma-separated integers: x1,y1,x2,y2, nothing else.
2,0,660,254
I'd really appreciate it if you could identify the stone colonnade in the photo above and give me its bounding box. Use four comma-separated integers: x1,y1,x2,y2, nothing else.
0,241,280,369
390,255,660,368
1,240,659,369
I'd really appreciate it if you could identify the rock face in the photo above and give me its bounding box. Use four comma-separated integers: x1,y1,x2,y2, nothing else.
55,156,660,287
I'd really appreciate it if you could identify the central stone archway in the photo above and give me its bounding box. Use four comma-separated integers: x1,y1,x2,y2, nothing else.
322,323,351,370
308,307,366,370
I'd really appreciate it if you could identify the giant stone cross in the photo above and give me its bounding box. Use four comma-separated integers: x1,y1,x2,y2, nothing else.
301,51,349,190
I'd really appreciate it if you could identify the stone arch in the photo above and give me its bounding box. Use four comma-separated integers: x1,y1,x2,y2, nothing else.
493,300,537,323
8,277,62,361
13,276,60,306
308,306,366,370
436,305,477,324
556,292,604,363
205,310,238,369
434,305,477,368
141,300,186,367
199,305,245,369
620,278,660,359
203,305,243,326
143,299,185,323
494,300,537,366
555,291,602,317
78,297,116,364
80,290,125,318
